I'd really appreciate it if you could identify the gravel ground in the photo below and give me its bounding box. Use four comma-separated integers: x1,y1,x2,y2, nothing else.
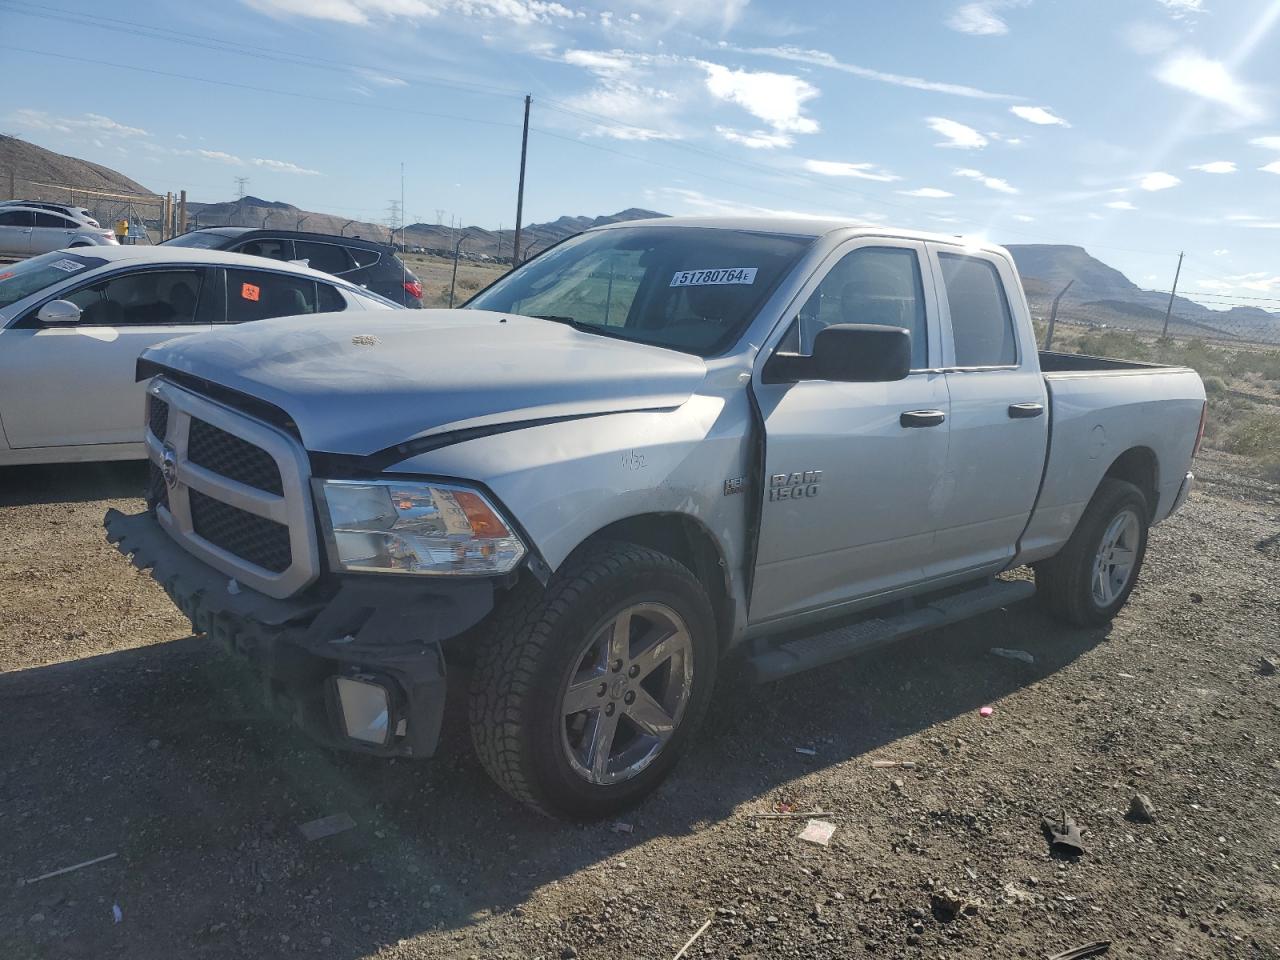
1,451,1277,960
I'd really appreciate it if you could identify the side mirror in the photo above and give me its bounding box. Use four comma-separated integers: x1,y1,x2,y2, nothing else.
36,299,82,324
766,323,912,383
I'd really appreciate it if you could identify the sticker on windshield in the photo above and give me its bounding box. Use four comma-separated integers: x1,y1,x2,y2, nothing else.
50,259,87,273
670,267,757,287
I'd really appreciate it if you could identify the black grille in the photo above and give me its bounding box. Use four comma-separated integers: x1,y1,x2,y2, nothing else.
148,396,169,440
189,489,292,573
146,461,169,512
188,419,283,495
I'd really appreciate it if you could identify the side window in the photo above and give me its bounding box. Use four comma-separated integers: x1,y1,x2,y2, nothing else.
346,246,380,269
33,212,76,228
316,283,348,312
0,210,32,227
293,241,355,275
790,246,928,369
236,238,293,261
938,254,1017,367
227,269,318,322
58,269,203,326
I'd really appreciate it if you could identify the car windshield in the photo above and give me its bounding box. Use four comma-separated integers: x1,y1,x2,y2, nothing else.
0,251,107,309
163,231,236,249
465,226,813,356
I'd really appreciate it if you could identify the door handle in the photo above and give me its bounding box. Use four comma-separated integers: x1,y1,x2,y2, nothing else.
1008,402,1045,419
900,409,946,428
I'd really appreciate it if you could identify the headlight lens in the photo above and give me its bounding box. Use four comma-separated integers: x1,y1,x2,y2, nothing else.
314,479,526,576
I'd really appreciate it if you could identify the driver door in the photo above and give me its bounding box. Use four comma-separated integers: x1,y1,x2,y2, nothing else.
749,239,950,627
0,267,212,449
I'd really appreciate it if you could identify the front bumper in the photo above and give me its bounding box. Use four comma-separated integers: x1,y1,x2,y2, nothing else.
105,508,494,757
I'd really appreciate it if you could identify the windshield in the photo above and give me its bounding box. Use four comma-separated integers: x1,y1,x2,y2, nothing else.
465,226,812,356
163,231,236,249
0,252,106,309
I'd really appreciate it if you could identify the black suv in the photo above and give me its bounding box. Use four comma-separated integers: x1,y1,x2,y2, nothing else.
163,228,423,307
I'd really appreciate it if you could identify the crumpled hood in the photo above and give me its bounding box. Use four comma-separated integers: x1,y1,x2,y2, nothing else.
143,309,708,456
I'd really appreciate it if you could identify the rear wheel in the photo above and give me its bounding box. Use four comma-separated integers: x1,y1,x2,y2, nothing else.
1035,478,1149,626
469,542,717,818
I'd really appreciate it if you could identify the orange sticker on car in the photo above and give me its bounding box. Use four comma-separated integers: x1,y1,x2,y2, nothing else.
0,272,13,281
241,282,260,301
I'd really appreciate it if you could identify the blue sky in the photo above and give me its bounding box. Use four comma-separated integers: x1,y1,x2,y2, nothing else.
3,0,1279,307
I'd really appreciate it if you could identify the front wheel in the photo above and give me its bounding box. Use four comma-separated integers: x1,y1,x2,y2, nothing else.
468,542,718,818
1035,478,1150,627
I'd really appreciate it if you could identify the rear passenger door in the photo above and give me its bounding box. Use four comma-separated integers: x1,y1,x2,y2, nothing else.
30,212,79,254
925,244,1049,578
221,267,348,323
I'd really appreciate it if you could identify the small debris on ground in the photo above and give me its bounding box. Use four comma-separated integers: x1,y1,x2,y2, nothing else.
990,647,1035,664
930,888,981,922
1127,793,1157,823
1002,882,1041,904
979,706,994,718
797,819,836,846
298,812,356,842
794,746,817,756
1046,940,1111,960
20,852,118,886
112,903,123,924
610,821,634,834
1256,655,1278,676
871,759,917,769
1042,811,1086,856
671,915,713,959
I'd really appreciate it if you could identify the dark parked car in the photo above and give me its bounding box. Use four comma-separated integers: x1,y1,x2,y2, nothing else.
163,228,424,307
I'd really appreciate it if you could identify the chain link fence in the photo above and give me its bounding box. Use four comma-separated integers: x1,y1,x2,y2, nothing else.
4,174,182,243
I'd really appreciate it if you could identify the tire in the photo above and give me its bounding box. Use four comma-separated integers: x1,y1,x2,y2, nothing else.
1035,478,1150,627
469,541,718,818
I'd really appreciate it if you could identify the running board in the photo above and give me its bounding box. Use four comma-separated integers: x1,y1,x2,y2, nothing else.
747,579,1036,684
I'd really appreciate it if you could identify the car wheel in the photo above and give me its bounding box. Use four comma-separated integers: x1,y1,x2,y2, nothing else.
1035,478,1150,627
469,541,718,818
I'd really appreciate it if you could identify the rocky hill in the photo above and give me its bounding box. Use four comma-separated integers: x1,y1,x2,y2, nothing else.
0,134,153,198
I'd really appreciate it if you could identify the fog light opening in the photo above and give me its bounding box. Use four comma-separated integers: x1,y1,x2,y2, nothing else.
334,675,394,746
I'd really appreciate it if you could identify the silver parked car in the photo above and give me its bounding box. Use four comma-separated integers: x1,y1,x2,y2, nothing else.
0,199,101,226
0,205,118,258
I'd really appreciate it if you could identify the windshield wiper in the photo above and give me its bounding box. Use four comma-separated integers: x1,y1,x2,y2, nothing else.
531,314,579,325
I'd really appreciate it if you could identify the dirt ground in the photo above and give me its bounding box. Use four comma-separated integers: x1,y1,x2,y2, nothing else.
400,254,506,309
1,451,1277,960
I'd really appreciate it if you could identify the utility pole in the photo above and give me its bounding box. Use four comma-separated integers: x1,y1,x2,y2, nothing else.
1162,251,1184,339
512,93,531,265
178,189,187,234
340,218,355,237
296,214,309,230
496,222,503,262
1044,279,1074,350
449,231,467,307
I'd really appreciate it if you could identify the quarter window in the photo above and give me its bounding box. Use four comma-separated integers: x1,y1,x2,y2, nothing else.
791,246,928,369
316,283,348,312
60,269,203,326
347,246,380,268
938,254,1017,367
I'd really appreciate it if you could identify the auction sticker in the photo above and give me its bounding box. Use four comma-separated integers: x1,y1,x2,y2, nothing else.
670,267,757,287
50,259,87,273
240,282,260,302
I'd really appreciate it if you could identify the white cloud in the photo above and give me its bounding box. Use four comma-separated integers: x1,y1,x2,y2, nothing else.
803,159,901,182
562,49,636,76
252,157,322,175
1155,51,1264,123
196,149,245,165
1124,21,1178,55
1010,104,1070,126
716,126,793,149
1156,0,1203,18
355,68,407,86
948,1,1019,36
953,167,1018,193
1251,135,1280,150
1262,160,1280,174
1106,200,1137,210
6,108,148,138
654,186,885,222
1189,160,1236,173
926,117,988,149
701,62,820,135
1012,213,1035,221
898,187,955,198
245,0,581,25
1213,248,1230,255
1139,171,1181,190
734,45,1021,101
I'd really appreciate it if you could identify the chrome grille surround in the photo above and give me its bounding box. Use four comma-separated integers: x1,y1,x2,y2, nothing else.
145,378,320,599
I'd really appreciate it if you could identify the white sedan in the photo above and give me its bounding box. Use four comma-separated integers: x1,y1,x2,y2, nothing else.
0,246,400,466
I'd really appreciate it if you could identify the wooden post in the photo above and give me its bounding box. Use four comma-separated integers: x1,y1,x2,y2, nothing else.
1044,279,1074,349
512,94,531,265
178,190,187,234
1162,251,1184,339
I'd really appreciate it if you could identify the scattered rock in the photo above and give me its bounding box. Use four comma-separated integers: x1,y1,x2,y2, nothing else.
929,888,980,922
559,946,578,959
1256,656,1278,676
147,739,160,750
1127,793,1157,823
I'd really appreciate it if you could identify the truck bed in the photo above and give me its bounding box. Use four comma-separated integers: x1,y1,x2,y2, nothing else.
1038,350,1184,375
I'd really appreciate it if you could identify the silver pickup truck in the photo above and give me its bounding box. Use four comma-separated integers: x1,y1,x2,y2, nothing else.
105,217,1205,817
